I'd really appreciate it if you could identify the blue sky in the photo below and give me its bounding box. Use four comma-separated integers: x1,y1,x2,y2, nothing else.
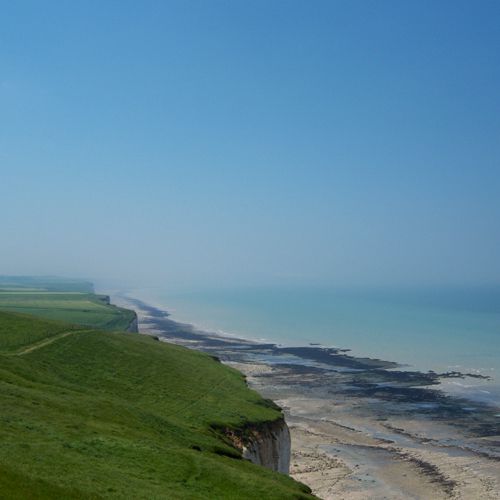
1,0,499,288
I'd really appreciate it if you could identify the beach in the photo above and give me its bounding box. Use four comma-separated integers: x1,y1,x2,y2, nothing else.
114,294,500,499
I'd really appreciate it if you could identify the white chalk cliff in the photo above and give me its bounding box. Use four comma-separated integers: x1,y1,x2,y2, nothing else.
226,418,291,474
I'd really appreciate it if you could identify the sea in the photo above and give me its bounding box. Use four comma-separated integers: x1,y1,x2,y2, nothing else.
133,285,500,407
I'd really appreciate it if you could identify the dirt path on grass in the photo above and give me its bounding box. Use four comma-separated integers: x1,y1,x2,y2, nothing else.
15,330,86,355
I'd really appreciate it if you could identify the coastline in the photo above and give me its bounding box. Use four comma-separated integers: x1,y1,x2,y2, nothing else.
113,293,500,499
116,286,500,407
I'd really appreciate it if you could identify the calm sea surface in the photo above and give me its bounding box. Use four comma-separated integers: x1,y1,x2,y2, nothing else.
136,285,500,405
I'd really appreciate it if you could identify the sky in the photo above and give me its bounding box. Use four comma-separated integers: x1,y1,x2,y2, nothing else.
1,0,499,289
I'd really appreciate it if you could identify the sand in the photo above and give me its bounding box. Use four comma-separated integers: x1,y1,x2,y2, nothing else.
231,361,499,499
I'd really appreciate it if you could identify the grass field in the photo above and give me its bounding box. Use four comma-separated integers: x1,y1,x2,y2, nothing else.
0,311,82,353
0,292,136,331
0,279,313,499
0,276,136,331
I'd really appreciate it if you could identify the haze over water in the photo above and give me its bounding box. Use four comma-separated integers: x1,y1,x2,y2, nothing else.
2,2,500,408
138,285,500,406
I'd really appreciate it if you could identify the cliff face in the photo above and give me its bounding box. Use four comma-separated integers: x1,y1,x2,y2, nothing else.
99,295,111,305
126,314,139,333
226,418,291,474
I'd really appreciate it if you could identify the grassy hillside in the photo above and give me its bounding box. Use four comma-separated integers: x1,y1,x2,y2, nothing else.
0,292,135,331
0,311,82,353
0,277,135,331
0,283,313,499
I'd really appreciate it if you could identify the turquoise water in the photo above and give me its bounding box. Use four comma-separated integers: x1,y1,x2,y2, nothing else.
137,285,500,404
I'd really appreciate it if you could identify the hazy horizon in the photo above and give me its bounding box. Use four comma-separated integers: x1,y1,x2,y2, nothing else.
2,1,499,290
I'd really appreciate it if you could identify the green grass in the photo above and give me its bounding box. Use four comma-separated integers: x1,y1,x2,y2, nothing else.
0,311,82,353
0,277,135,331
0,293,313,498
0,292,136,331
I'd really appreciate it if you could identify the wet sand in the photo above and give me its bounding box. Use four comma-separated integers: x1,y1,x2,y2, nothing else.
113,294,500,499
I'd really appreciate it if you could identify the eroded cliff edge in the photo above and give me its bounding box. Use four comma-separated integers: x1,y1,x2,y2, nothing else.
125,313,139,332
224,417,291,474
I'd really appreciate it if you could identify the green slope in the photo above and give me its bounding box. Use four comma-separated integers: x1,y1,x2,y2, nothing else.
0,291,135,331
0,276,135,331
0,310,312,499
